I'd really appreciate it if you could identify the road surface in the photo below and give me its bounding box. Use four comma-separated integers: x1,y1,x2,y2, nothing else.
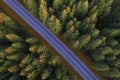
3,0,98,80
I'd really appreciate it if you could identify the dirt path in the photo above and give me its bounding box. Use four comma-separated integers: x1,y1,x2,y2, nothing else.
0,1,106,80
57,33,107,80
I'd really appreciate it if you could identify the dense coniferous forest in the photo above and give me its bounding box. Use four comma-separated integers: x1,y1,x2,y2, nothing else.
0,0,120,80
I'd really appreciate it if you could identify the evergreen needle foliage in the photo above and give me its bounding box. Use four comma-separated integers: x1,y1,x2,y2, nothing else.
0,0,120,80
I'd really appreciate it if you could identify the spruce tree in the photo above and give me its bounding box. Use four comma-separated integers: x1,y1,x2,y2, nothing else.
0,0,120,80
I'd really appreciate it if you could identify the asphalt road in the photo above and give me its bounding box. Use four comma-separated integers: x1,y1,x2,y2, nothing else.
3,0,98,80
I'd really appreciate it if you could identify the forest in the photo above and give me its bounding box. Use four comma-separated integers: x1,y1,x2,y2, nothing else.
0,0,120,80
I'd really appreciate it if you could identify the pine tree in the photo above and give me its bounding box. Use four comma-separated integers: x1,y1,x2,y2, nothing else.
53,0,64,11
113,59,120,68
97,0,114,17
103,69,120,78
0,0,119,80
8,65,19,73
39,0,49,24
89,29,99,38
86,39,102,50
47,15,62,34
73,34,91,49
61,6,71,21
106,39,119,47
26,37,40,45
75,0,89,18
5,34,23,42
41,69,51,80
102,28,120,37
23,0,38,17
92,62,110,71
91,52,105,61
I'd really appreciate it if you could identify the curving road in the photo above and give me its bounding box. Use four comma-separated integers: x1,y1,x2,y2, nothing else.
3,0,98,80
